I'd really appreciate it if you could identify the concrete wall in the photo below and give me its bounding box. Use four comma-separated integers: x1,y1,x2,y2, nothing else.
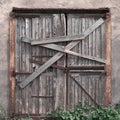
0,0,120,113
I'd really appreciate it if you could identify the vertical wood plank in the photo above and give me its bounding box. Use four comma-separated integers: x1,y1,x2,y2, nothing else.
101,23,106,59
53,14,66,109
10,15,15,117
21,18,26,114
15,18,20,114
105,13,111,105
25,18,32,114
92,19,96,65
31,17,40,114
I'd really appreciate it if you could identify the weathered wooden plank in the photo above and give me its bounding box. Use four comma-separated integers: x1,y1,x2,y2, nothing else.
52,14,66,109
101,23,106,59
78,18,82,65
88,18,93,65
92,18,96,65
32,17,40,114
10,15,15,117
85,18,89,65
25,18,32,114
65,50,105,63
22,35,84,44
21,18,26,114
18,18,23,113
105,13,111,105
45,16,54,113
15,17,23,114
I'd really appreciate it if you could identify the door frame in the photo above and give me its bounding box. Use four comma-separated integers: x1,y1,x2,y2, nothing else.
9,8,111,117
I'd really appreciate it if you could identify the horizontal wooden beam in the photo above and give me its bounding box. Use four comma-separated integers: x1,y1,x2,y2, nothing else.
12,7,110,14
22,35,85,45
22,18,104,45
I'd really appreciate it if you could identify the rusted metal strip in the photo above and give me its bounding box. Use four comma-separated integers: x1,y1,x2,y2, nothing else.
10,16,15,117
69,74,99,106
68,66,105,70
15,72,31,75
31,95,54,98
70,70,105,73
105,13,111,105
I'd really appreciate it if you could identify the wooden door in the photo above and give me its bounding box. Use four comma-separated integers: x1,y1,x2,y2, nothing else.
10,9,111,117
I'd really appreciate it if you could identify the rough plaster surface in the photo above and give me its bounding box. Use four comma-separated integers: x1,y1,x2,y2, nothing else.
0,0,120,113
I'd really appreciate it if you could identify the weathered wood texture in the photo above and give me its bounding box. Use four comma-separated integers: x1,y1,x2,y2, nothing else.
13,13,107,115
19,18,105,88
67,14,106,108
10,16,15,117
105,13,111,105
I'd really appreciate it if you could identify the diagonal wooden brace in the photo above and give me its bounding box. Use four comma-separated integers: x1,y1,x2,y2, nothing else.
41,44,105,63
19,18,104,88
19,41,80,88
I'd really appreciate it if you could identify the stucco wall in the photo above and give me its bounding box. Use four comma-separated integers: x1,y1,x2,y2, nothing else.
0,0,120,113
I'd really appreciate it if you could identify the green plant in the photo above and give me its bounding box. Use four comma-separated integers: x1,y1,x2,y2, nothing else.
47,102,120,120
115,103,120,114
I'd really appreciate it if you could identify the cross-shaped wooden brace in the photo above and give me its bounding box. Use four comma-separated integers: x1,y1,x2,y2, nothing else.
19,18,105,88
